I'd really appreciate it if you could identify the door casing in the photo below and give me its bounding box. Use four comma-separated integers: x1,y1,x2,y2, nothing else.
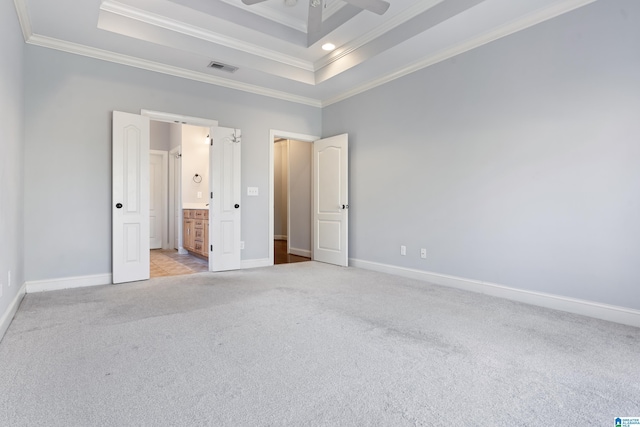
269,130,320,266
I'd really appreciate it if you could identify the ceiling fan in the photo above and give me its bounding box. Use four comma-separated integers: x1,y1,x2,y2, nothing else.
241,0,391,34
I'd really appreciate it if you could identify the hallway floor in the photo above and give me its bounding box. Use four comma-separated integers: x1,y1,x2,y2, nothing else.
274,240,310,265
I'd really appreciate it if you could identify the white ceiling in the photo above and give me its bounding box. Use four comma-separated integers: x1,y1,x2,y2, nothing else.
16,0,596,106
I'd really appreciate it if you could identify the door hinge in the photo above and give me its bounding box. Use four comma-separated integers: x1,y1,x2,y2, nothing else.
210,245,213,252
210,192,213,199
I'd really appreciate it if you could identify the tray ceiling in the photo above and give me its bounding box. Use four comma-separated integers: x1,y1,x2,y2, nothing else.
16,0,597,106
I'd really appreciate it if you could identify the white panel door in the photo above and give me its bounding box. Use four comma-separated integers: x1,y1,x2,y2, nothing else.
209,127,241,271
149,151,164,249
313,134,348,266
113,111,150,283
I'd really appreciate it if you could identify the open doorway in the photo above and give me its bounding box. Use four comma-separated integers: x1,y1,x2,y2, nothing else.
268,129,350,268
274,137,312,265
149,119,211,278
269,129,319,266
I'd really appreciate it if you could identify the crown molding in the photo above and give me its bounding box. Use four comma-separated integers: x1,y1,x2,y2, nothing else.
13,0,32,41
26,34,322,108
101,0,314,72
315,0,444,70
322,0,598,106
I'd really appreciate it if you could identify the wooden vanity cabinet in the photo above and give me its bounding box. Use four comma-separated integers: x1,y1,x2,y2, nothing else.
183,209,209,259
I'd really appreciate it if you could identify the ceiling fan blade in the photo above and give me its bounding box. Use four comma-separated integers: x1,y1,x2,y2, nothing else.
241,0,269,5
343,0,390,15
308,0,322,35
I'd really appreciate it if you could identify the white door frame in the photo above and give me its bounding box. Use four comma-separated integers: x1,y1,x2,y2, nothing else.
142,110,219,128
269,129,320,266
168,146,182,252
141,110,218,258
149,150,169,249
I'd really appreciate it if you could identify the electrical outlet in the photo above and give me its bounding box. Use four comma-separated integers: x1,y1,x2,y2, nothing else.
400,245,406,256
240,241,245,250
420,248,427,259
197,191,202,199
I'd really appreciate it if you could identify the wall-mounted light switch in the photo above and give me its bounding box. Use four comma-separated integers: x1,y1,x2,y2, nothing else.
197,191,202,199
247,187,259,196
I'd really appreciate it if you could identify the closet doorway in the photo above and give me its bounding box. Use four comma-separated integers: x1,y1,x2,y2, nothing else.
273,137,312,265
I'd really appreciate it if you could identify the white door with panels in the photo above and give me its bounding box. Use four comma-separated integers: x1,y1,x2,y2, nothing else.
313,134,349,267
112,111,150,284
209,127,242,271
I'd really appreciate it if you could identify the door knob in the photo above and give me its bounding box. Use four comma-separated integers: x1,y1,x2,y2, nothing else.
116,203,123,209
234,204,240,209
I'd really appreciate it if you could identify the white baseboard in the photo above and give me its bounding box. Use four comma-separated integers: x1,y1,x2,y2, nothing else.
26,273,112,293
289,247,311,258
350,258,640,328
241,258,272,269
0,282,27,342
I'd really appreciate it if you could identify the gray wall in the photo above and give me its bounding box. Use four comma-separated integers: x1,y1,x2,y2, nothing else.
181,124,210,207
150,121,170,151
24,46,321,281
169,123,182,150
323,0,640,310
288,140,312,254
0,0,25,322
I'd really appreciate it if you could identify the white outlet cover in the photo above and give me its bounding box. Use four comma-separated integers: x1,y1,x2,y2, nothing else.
247,187,259,196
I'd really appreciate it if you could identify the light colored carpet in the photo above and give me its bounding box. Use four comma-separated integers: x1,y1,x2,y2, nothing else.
0,262,638,426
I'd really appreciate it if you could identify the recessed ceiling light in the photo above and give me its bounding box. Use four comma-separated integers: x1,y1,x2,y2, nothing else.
322,43,336,52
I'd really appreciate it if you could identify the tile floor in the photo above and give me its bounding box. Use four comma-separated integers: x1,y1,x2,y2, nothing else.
150,249,209,278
